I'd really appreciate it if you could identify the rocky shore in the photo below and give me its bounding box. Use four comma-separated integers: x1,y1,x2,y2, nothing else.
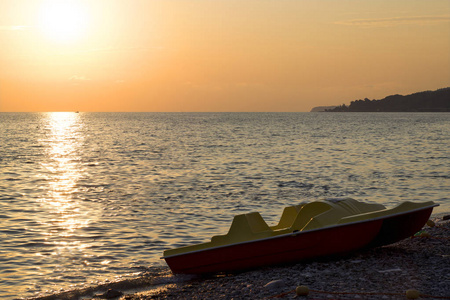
127,216,449,300
34,215,449,300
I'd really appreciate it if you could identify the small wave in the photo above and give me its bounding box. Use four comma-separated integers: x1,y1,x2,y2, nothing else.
0,228,26,234
29,266,192,300
277,181,314,189
20,242,53,248
421,174,450,179
76,183,112,188
5,178,21,181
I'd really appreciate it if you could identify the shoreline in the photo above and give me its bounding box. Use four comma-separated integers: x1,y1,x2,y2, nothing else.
31,213,449,300
125,216,450,300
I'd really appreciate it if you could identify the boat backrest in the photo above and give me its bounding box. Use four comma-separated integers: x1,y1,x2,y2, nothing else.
210,212,272,246
335,198,385,214
290,202,332,231
271,204,304,230
246,212,271,232
302,199,385,230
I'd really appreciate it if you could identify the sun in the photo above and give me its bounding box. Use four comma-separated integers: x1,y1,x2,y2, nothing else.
37,0,90,44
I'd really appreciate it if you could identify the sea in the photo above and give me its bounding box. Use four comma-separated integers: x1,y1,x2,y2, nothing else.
0,112,449,299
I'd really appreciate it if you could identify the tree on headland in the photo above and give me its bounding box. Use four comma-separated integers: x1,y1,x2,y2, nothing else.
326,87,450,112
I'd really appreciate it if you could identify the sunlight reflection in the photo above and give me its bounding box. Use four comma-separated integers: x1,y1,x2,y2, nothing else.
39,112,91,238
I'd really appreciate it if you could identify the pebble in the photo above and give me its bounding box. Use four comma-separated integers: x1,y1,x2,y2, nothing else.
406,289,420,299
264,279,285,291
97,289,123,299
295,285,309,296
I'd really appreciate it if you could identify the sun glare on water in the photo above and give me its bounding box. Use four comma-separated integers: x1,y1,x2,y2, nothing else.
37,0,90,44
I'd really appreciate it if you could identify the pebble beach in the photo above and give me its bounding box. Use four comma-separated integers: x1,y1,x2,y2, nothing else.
33,214,449,300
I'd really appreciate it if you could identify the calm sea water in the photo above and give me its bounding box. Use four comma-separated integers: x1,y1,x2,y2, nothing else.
0,112,449,299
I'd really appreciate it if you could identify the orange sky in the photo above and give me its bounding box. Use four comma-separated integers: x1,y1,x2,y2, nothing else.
1,0,449,112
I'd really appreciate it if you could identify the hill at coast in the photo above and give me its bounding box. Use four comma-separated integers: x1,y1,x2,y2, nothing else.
325,87,450,112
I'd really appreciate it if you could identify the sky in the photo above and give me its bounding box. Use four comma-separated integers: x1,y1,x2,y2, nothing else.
0,0,449,112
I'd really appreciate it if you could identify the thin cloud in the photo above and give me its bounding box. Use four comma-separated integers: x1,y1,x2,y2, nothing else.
335,15,450,27
69,75,91,83
77,45,164,54
0,25,29,31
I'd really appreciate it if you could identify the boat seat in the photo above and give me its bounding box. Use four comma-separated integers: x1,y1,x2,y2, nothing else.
211,212,273,246
271,204,304,230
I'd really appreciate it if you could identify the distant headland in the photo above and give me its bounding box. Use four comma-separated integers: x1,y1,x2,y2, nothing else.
311,87,450,112
310,106,338,112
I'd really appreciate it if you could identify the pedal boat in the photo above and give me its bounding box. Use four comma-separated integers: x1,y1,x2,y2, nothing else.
162,198,437,274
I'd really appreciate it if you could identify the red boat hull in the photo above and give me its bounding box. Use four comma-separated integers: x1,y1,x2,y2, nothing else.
368,206,434,247
164,206,433,274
